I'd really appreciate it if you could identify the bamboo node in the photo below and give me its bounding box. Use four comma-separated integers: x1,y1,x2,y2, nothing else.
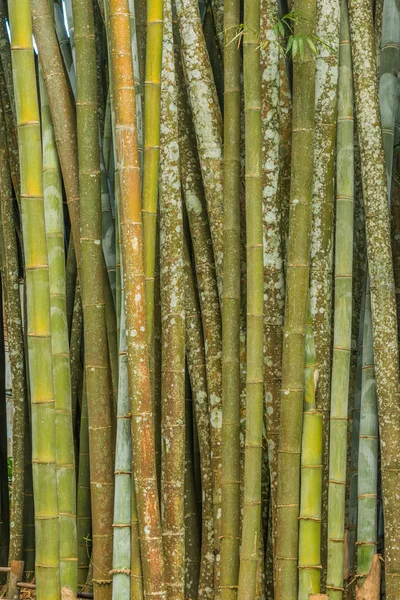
110,568,131,575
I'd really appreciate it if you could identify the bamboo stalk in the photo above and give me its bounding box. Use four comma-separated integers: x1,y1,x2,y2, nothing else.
275,0,317,596
77,382,92,589
31,0,81,267
74,0,114,595
348,0,400,596
142,0,163,347
39,69,78,594
159,2,185,598
108,0,166,597
326,2,355,593
174,0,224,294
237,0,263,596
184,248,215,600
0,103,25,565
8,0,61,596
356,288,378,588
53,0,76,95
220,0,241,593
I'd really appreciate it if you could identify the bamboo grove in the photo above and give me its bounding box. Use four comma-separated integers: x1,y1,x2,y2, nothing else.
0,0,398,598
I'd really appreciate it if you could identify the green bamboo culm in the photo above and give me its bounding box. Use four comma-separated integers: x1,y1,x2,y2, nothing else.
275,0,316,598
74,0,114,595
349,0,400,596
8,0,61,597
39,68,78,594
220,0,241,592
298,310,322,600
356,287,378,587
237,0,263,597
326,1,354,594
77,381,92,588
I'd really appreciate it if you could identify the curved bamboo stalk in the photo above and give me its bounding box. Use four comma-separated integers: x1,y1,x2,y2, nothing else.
142,0,163,347
74,0,114,595
184,248,215,600
64,0,76,66
31,0,81,267
220,0,241,594
356,288,378,588
326,2,354,592
348,0,400,596
237,0,263,596
8,1,61,596
0,104,25,565
108,1,166,597
174,0,224,294
275,0,317,597
160,2,186,598
77,381,92,589
298,310,322,600
40,69,78,594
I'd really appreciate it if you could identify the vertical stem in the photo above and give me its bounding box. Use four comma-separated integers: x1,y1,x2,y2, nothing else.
237,0,263,597
8,0,61,596
275,0,316,597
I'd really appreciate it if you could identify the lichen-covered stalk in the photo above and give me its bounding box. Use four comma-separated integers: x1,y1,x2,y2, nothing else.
326,2,354,592
142,0,163,346
8,1,61,596
298,311,322,600
174,0,224,293
160,2,185,598
260,0,283,521
309,0,340,576
220,0,241,594
0,103,25,564
74,0,114,595
349,0,400,596
237,0,263,596
31,0,81,267
275,0,316,597
40,69,78,594
356,288,378,588
108,0,166,597
174,25,223,585
184,249,215,600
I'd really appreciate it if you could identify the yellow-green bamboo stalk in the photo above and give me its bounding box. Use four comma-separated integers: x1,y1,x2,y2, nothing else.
108,0,166,597
39,68,78,594
298,311,322,600
160,1,185,598
237,0,263,596
326,1,354,596
74,0,114,595
142,0,163,347
220,0,241,594
8,1,60,596
275,0,317,597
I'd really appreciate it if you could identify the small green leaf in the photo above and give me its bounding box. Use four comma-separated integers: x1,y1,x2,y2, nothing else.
286,34,294,54
292,36,298,58
306,36,317,54
278,20,285,37
298,34,304,57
